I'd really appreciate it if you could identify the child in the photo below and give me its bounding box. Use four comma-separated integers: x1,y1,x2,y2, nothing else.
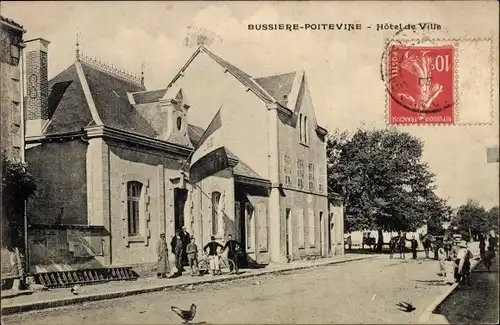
186,237,199,276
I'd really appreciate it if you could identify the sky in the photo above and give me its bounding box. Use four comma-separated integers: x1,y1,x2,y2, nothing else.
2,1,499,209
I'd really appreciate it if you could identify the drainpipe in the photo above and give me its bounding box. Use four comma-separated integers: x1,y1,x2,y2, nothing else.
19,41,30,276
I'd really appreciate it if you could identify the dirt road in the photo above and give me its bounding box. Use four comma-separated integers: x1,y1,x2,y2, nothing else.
2,256,456,324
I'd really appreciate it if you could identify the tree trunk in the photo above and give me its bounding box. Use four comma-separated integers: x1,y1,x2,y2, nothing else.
376,229,384,252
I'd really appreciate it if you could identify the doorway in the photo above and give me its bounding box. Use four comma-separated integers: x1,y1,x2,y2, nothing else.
174,188,188,232
285,208,292,259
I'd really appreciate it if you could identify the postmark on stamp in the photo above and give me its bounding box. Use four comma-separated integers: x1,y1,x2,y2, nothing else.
387,45,455,125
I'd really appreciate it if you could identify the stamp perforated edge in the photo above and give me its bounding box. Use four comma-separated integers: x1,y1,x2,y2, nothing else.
383,37,495,127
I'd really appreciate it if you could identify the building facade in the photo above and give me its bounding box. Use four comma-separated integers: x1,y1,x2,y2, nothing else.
24,42,344,273
0,16,25,161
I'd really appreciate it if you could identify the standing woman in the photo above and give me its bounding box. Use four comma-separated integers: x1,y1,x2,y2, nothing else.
156,233,170,278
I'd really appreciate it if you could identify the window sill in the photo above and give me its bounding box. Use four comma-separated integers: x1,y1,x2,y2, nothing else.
300,142,309,147
309,245,316,248
298,245,305,250
127,236,146,243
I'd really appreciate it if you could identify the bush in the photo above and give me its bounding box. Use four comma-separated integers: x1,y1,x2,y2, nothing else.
1,153,37,250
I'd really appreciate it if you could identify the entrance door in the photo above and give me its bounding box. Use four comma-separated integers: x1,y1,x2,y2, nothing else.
174,188,188,232
285,208,292,258
319,211,324,256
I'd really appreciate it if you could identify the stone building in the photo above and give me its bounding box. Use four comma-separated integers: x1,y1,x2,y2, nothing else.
0,16,25,161
0,16,26,279
24,41,344,273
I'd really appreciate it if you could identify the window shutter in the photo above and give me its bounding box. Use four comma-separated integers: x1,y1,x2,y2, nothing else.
121,182,129,247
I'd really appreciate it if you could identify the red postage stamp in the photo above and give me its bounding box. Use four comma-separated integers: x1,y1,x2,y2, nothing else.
387,45,455,125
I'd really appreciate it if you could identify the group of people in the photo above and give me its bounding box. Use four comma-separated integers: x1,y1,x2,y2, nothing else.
156,227,243,278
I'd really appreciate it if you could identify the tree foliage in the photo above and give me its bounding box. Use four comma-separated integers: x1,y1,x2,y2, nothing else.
452,200,498,235
1,154,37,249
327,127,449,236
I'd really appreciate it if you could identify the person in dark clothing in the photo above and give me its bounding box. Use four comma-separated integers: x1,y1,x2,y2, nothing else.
223,234,242,274
479,233,486,257
180,226,191,265
171,231,184,276
407,235,418,260
203,236,224,275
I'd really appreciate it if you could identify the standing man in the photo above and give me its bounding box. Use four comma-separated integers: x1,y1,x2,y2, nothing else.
180,226,191,265
409,235,419,260
479,233,486,257
171,230,184,276
223,234,242,274
204,236,224,276
156,233,170,278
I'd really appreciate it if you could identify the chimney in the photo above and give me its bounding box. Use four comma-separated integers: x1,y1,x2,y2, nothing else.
24,38,50,137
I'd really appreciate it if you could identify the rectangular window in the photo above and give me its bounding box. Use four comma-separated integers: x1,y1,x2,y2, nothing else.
308,162,315,191
257,203,268,251
127,181,142,236
297,159,304,189
309,210,316,246
297,209,305,248
283,153,292,186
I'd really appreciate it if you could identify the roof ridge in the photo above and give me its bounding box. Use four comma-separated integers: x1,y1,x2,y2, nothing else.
79,54,143,88
75,61,103,126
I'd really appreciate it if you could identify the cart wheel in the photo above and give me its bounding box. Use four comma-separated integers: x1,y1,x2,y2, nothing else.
226,259,236,273
198,259,209,275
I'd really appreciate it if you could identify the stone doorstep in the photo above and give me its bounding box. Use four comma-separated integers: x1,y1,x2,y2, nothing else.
0,255,375,315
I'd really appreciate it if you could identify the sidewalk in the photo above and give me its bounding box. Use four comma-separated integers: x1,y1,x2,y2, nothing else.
1,253,376,315
418,241,482,324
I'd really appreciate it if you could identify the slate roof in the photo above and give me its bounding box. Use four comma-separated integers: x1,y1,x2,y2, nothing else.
44,65,92,134
80,62,157,137
132,88,167,104
187,124,205,146
44,61,158,138
254,72,296,107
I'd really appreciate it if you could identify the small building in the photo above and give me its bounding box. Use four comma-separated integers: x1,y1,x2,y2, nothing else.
24,40,344,273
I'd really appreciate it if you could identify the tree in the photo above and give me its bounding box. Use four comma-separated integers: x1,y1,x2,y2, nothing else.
327,127,447,250
486,206,499,233
1,153,37,250
451,200,489,239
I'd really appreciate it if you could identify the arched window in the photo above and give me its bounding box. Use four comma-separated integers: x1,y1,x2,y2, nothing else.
212,191,221,235
127,181,142,236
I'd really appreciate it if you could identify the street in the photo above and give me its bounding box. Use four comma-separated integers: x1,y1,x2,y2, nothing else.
2,256,461,324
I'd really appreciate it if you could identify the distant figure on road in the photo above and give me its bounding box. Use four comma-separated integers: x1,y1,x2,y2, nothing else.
408,235,418,260
345,235,352,250
479,233,486,257
454,241,473,285
156,233,170,278
483,244,496,272
204,236,224,276
389,235,396,259
223,234,242,274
